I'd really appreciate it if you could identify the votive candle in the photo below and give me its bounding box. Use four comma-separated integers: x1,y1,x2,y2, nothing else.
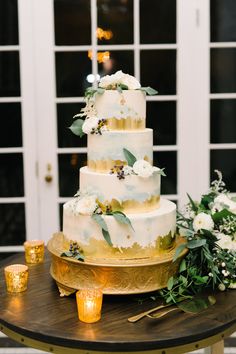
76,289,103,323
24,240,44,264
4,264,29,293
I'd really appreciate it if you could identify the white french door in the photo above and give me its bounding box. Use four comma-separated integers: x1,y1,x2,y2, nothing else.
1,0,235,255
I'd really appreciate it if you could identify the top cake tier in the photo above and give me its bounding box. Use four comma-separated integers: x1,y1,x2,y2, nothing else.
94,90,146,130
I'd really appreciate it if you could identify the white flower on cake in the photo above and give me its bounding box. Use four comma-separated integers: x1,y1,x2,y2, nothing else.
123,165,133,176
82,116,99,134
120,73,141,90
213,194,236,214
99,70,141,90
192,212,214,232
133,160,154,178
75,195,98,215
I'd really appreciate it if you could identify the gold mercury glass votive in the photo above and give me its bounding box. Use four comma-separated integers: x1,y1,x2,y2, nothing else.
24,240,44,264
76,289,103,323
4,264,29,293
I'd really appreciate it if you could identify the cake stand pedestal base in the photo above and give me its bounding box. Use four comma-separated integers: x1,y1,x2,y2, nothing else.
47,233,187,296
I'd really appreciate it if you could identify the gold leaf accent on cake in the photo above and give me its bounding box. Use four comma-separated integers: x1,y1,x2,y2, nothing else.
88,159,127,172
95,196,160,214
110,198,123,212
158,231,176,251
106,117,145,130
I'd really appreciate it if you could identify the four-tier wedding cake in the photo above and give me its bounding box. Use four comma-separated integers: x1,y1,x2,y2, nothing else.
62,71,177,261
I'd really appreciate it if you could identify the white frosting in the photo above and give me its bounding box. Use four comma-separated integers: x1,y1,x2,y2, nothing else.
79,166,160,204
63,198,176,250
87,129,153,163
94,90,146,120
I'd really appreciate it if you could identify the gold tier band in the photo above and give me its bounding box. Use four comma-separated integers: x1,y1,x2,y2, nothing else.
106,117,145,130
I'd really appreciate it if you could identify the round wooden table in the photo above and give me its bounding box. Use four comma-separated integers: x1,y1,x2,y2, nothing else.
0,252,235,354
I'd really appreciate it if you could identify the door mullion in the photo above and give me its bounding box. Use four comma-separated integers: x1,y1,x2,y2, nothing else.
33,0,59,240
177,0,210,206
18,0,40,239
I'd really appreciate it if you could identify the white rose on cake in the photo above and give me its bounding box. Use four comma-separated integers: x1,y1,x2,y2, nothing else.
193,212,214,232
82,116,99,134
99,70,141,90
75,195,98,215
121,73,141,89
213,194,236,214
133,160,153,178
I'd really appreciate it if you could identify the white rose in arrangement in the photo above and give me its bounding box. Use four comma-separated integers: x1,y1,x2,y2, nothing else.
82,116,99,134
121,73,141,89
213,194,236,214
133,160,153,178
192,212,214,232
216,233,236,251
75,195,98,215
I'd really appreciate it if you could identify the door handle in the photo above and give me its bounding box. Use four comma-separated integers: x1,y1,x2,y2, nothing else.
44,163,53,183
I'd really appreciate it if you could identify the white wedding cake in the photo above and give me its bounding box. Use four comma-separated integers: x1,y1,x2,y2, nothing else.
62,71,177,261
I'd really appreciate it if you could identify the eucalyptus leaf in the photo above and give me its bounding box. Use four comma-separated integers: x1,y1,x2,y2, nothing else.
179,259,187,273
118,83,129,90
97,87,105,95
187,193,198,212
177,298,211,314
123,148,137,167
212,208,236,223
102,228,113,246
140,86,158,95
187,239,206,249
173,243,187,262
91,213,108,231
167,276,174,290
74,253,85,261
69,119,85,138
112,211,134,231
60,251,73,258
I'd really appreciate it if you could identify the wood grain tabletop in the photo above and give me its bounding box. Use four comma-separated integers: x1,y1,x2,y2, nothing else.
0,251,235,352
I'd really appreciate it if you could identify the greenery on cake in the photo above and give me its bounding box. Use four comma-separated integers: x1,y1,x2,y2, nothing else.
85,70,158,97
69,71,158,138
61,241,84,262
63,190,134,249
110,148,166,180
158,171,236,304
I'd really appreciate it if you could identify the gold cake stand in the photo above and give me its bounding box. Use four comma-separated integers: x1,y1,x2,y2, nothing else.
47,233,188,296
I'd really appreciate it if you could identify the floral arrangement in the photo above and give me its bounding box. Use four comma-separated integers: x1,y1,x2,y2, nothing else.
69,71,158,138
159,171,236,304
110,148,166,180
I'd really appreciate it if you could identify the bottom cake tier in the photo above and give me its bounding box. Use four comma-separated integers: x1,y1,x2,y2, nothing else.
63,198,176,260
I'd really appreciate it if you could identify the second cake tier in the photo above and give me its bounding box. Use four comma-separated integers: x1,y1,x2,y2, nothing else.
88,128,153,172
80,166,161,213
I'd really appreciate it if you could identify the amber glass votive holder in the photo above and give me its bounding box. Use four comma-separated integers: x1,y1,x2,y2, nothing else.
4,264,29,293
76,289,103,323
24,240,44,264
